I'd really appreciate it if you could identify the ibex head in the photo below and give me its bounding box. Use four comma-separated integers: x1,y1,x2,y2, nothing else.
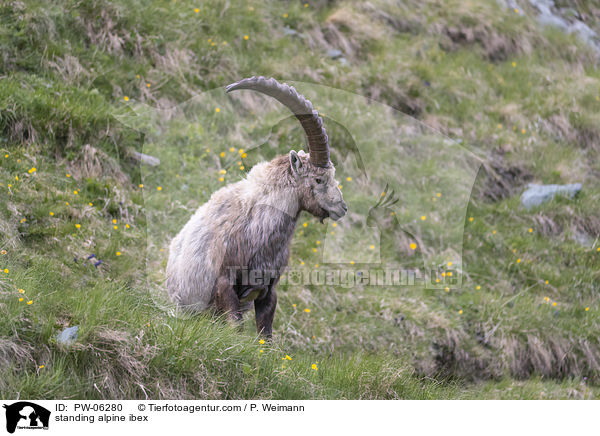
226,76,347,222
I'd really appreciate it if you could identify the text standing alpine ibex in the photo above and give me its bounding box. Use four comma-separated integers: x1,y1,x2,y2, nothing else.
166,76,347,337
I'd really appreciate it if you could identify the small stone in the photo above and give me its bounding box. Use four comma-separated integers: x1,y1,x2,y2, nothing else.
283,26,298,36
520,183,581,209
326,49,343,59
57,326,79,345
132,151,160,167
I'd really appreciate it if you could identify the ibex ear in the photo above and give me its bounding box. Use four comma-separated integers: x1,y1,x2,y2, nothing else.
289,150,304,176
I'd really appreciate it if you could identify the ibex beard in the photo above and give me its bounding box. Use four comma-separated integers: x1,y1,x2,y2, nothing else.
166,77,347,338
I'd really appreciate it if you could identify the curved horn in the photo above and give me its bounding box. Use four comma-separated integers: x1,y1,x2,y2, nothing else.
226,76,330,167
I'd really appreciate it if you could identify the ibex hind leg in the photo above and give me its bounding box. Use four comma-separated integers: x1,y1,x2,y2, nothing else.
214,276,242,324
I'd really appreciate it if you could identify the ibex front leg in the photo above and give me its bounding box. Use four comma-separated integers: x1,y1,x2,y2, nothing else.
214,276,241,322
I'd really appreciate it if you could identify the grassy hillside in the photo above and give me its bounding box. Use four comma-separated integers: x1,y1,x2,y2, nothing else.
1,0,599,399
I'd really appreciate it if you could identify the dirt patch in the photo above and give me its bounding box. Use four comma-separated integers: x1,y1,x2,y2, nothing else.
476,152,533,202
440,22,535,61
68,144,129,185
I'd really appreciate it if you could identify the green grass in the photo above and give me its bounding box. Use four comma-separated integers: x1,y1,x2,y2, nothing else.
1,0,600,399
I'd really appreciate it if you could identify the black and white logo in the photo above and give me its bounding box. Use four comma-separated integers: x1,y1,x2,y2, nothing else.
3,402,50,433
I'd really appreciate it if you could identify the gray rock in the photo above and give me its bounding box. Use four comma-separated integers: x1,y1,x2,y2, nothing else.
326,49,343,59
57,326,79,345
283,26,298,36
132,151,160,167
499,0,600,53
520,183,581,209
571,229,593,247
338,57,349,66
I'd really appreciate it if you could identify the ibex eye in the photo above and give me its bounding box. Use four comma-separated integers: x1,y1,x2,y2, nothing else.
315,178,323,184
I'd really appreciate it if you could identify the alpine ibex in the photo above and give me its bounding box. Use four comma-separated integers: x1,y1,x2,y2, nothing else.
166,76,347,337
